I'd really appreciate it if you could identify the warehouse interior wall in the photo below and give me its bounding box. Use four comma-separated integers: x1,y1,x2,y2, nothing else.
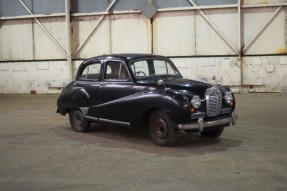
0,0,286,94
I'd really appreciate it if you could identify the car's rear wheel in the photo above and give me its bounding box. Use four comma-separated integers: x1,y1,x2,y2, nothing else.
200,126,224,138
148,110,177,146
69,109,90,132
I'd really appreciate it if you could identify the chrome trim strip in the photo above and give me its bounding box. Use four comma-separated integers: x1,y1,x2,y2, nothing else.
85,116,130,126
99,118,130,126
178,113,238,132
85,116,99,121
191,112,206,120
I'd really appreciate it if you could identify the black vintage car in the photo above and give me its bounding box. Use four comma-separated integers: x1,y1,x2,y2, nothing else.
57,54,238,146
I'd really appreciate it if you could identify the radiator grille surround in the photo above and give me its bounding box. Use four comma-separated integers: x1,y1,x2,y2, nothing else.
205,87,222,117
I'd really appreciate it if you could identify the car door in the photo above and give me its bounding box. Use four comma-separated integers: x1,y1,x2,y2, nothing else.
94,60,134,125
76,61,102,107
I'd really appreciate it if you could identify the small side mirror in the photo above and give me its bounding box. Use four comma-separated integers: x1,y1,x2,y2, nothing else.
157,79,170,91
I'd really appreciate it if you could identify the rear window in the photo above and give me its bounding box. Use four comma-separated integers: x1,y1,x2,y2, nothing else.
79,62,101,80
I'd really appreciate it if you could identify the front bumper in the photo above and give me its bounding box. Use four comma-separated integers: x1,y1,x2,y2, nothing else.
178,113,238,132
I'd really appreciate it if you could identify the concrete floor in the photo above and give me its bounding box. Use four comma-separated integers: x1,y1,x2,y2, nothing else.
0,93,286,191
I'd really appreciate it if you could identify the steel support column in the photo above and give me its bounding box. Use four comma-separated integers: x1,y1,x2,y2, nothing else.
65,0,73,81
149,18,153,54
238,0,243,92
149,0,154,54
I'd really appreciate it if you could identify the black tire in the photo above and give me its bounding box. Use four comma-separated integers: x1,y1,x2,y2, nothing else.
148,110,178,146
69,109,90,132
200,126,224,138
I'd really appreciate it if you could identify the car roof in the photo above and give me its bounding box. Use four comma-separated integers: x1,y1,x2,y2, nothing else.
87,54,168,62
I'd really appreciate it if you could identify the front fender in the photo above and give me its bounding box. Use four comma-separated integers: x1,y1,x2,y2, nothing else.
129,89,191,128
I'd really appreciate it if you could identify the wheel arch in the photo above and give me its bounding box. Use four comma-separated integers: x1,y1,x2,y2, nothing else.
140,108,161,130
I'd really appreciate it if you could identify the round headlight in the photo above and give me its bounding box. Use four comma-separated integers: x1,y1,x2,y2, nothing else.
191,95,201,109
224,92,234,104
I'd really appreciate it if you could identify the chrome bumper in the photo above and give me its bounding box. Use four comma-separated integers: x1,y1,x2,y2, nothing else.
178,113,238,132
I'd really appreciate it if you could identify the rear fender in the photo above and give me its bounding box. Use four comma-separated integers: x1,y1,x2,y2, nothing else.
57,86,90,115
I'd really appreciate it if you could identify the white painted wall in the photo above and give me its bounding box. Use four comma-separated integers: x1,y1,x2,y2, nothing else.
110,14,150,54
0,61,69,94
171,57,241,86
0,5,287,94
153,11,196,56
242,56,287,92
173,56,287,93
33,17,67,59
243,7,285,54
71,16,110,58
195,9,238,55
0,19,34,60
243,0,286,5
0,56,286,94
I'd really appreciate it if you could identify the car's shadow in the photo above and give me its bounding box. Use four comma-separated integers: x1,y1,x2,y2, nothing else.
51,123,242,157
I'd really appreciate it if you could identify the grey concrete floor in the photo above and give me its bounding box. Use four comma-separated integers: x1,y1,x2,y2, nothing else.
0,93,287,191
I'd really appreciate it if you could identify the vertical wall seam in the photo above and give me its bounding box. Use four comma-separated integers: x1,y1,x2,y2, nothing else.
109,14,112,54
194,10,197,55
32,18,35,60
285,5,287,51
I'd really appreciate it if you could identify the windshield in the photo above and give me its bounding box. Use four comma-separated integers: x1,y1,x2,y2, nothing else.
129,59,182,81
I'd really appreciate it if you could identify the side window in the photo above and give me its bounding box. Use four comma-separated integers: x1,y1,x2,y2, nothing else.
154,60,177,75
154,60,167,75
79,62,101,80
105,61,130,81
131,60,149,76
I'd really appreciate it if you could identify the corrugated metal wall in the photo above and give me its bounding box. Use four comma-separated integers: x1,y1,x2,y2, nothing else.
0,0,286,94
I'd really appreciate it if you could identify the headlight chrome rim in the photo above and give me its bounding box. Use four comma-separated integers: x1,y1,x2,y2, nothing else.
224,92,234,104
191,95,201,109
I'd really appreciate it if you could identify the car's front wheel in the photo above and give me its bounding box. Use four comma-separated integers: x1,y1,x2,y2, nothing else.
200,126,224,138
69,109,90,132
148,110,178,146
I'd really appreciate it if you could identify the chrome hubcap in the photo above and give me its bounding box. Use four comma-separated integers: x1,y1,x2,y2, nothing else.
154,119,168,139
73,110,83,127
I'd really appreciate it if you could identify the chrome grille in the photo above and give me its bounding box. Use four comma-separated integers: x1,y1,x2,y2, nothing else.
205,87,222,117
